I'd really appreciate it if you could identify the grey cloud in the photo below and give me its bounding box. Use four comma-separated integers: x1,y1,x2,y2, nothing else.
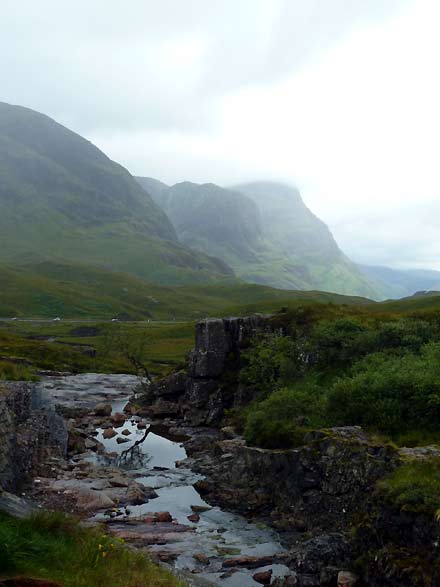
1,0,408,135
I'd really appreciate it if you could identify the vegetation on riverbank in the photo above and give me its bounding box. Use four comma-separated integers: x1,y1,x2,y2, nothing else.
377,458,440,515
240,306,440,448
0,511,184,587
0,321,194,380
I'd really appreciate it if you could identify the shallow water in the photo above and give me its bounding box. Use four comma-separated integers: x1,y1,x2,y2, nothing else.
44,373,291,586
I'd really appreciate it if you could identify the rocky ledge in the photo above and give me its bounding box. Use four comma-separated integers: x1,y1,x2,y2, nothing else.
144,315,271,426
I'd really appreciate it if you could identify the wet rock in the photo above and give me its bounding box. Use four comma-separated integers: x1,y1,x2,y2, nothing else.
155,511,173,523
94,403,112,417
187,513,200,523
109,474,130,488
148,401,181,418
191,504,212,513
103,427,117,439
193,553,210,565
75,489,115,512
111,413,126,428
137,421,147,430
84,437,99,450
121,429,131,436
156,550,179,562
222,555,275,569
337,571,358,586
252,570,272,585
116,436,129,444
126,483,157,505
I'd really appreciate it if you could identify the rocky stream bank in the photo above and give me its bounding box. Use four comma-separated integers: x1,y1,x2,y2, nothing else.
1,316,440,586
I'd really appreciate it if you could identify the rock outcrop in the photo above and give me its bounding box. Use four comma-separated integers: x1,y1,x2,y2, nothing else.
145,315,271,425
189,427,398,533
0,382,68,491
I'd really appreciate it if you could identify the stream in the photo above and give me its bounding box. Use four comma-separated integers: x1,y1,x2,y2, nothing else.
42,374,291,587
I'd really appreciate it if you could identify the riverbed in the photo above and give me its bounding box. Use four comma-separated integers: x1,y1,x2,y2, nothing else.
40,373,292,586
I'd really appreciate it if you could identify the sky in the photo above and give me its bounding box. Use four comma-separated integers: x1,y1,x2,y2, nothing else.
1,0,439,270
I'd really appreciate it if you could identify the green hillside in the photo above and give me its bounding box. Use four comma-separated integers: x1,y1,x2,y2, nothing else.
0,261,371,320
0,102,232,284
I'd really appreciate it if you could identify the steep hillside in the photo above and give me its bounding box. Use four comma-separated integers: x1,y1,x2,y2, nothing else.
359,264,440,299
137,176,379,298
0,102,232,284
137,179,264,265
233,181,378,297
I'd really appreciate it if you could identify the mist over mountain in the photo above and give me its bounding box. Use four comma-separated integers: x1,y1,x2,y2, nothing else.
137,178,264,266
0,102,233,284
358,264,440,299
138,177,379,298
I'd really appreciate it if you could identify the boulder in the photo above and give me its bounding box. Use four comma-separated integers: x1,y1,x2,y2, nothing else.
337,571,358,586
94,403,111,417
111,413,126,425
126,483,156,505
103,427,117,439
252,570,272,585
155,511,173,523
75,489,115,512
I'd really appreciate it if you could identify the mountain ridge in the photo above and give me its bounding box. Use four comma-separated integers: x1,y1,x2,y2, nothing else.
0,101,233,284
138,176,380,298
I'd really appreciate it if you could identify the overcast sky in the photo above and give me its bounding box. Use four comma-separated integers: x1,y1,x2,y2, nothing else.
2,0,439,269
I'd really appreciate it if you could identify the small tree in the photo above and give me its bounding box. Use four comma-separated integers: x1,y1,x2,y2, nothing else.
99,325,151,384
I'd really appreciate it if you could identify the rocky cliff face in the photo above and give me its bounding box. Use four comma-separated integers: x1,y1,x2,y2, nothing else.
0,381,67,491
189,427,397,535
145,315,271,425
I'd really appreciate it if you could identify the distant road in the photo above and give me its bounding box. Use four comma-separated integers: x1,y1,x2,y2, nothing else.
0,318,188,324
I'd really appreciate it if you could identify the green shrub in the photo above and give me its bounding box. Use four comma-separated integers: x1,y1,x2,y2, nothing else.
327,344,440,435
377,458,440,514
0,361,39,381
240,333,301,395
244,385,326,448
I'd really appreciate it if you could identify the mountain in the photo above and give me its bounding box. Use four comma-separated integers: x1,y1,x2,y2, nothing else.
137,178,264,265
137,177,379,298
358,264,440,299
0,102,233,284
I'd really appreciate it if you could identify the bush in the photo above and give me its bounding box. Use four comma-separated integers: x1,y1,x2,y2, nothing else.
240,333,301,395
377,458,440,515
327,344,440,436
244,385,326,448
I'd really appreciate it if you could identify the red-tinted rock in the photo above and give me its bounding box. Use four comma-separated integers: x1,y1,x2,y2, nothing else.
253,570,272,585
155,511,173,522
187,513,200,523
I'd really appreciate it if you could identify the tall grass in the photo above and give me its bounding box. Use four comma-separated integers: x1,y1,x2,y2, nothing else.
0,511,184,586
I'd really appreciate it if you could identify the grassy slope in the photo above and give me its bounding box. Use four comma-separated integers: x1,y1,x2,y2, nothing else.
0,262,370,320
0,511,183,587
